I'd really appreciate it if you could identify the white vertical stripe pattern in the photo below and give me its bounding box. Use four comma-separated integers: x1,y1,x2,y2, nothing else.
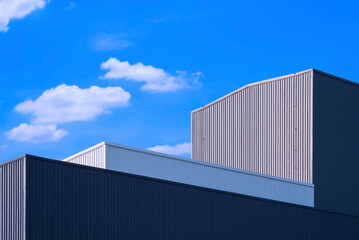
192,71,313,183
0,158,26,240
62,142,314,206
64,145,106,169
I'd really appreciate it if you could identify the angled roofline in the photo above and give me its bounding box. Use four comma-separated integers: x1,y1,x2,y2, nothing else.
62,141,106,162
192,68,359,113
313,68,359,88
2,153,357,218
63,141,314,187
191,69,314,113
0,154,26,167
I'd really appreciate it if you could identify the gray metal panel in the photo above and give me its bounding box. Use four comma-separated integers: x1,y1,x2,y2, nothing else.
192,70,313,183
26,155,359,239
0,157,26,240
63,143,106,168
64,142,314,206
313,70,359,216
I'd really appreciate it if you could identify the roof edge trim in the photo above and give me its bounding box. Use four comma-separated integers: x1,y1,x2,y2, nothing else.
0,154,26,167
191,69,314,113
62,141,106,162
313,68,359,88
63,141,314,187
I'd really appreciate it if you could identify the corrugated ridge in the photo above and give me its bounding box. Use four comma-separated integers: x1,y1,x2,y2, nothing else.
63,144,106,169
0,157,26,240
192,71,313,183
192,69,314,113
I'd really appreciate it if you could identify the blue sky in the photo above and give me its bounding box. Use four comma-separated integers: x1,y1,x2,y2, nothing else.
1,0,359,163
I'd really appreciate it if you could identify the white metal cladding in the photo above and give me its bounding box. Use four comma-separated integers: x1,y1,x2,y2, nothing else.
63,143,106,168
63,142,314,207
192,69,313,184
0,157,26,240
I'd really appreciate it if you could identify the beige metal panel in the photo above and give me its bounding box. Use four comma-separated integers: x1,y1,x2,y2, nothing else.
63,142,106,169
192,70,313,183
0,157,26,240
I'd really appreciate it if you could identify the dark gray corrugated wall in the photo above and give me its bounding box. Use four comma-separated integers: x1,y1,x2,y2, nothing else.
0,157,26,240
25,155,358,240
313,70,359,217
192,70,313,183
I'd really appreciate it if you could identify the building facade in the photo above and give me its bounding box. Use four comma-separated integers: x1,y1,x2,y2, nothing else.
192,69,359,216
62,141,314,206
1,155,358,240
1,69,359,239
192,69,313,183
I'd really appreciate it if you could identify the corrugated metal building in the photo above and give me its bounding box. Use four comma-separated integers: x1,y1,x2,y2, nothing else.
192,69,313,183
191,68,359,216
62,141,314,207
1,68,358,239
1,155,358,240
0,157,25,240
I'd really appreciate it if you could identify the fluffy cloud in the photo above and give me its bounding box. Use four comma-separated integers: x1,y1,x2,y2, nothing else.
147,142,191,156
15,84,131,124
6,123,67,143
0,0,48,32
100,58,202,92
7,84,130,143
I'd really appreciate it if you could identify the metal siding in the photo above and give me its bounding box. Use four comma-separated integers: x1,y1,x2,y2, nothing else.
63,144,106,169
105,144,313,206
192,70,313,183
0,157,26,240
313,70,359,216
25,156,359,240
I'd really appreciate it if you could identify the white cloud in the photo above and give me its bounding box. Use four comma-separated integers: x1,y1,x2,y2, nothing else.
100,58,202,92
147,142,191,156
15,84,131,124
6,123,67,143
7,84,131,143
0,0,48,32
64,1,75,11
90,33,132,52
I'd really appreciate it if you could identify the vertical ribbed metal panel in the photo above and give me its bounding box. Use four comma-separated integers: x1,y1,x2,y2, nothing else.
104,143,314,206
63,144,106,169
192,70,313,183
313,70,359,216
63,142,314,206
0,157,26,240
25,155,359,239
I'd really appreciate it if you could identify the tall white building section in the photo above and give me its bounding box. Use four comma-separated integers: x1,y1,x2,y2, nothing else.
192,69,313,183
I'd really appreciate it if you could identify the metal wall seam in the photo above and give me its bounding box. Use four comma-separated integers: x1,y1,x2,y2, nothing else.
191,71,313,183
26,155,357,239
309,70,313,183
63,144,106,169
0,157,26,240
103,144,314,206
62,141,315,206
313,70,359,216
